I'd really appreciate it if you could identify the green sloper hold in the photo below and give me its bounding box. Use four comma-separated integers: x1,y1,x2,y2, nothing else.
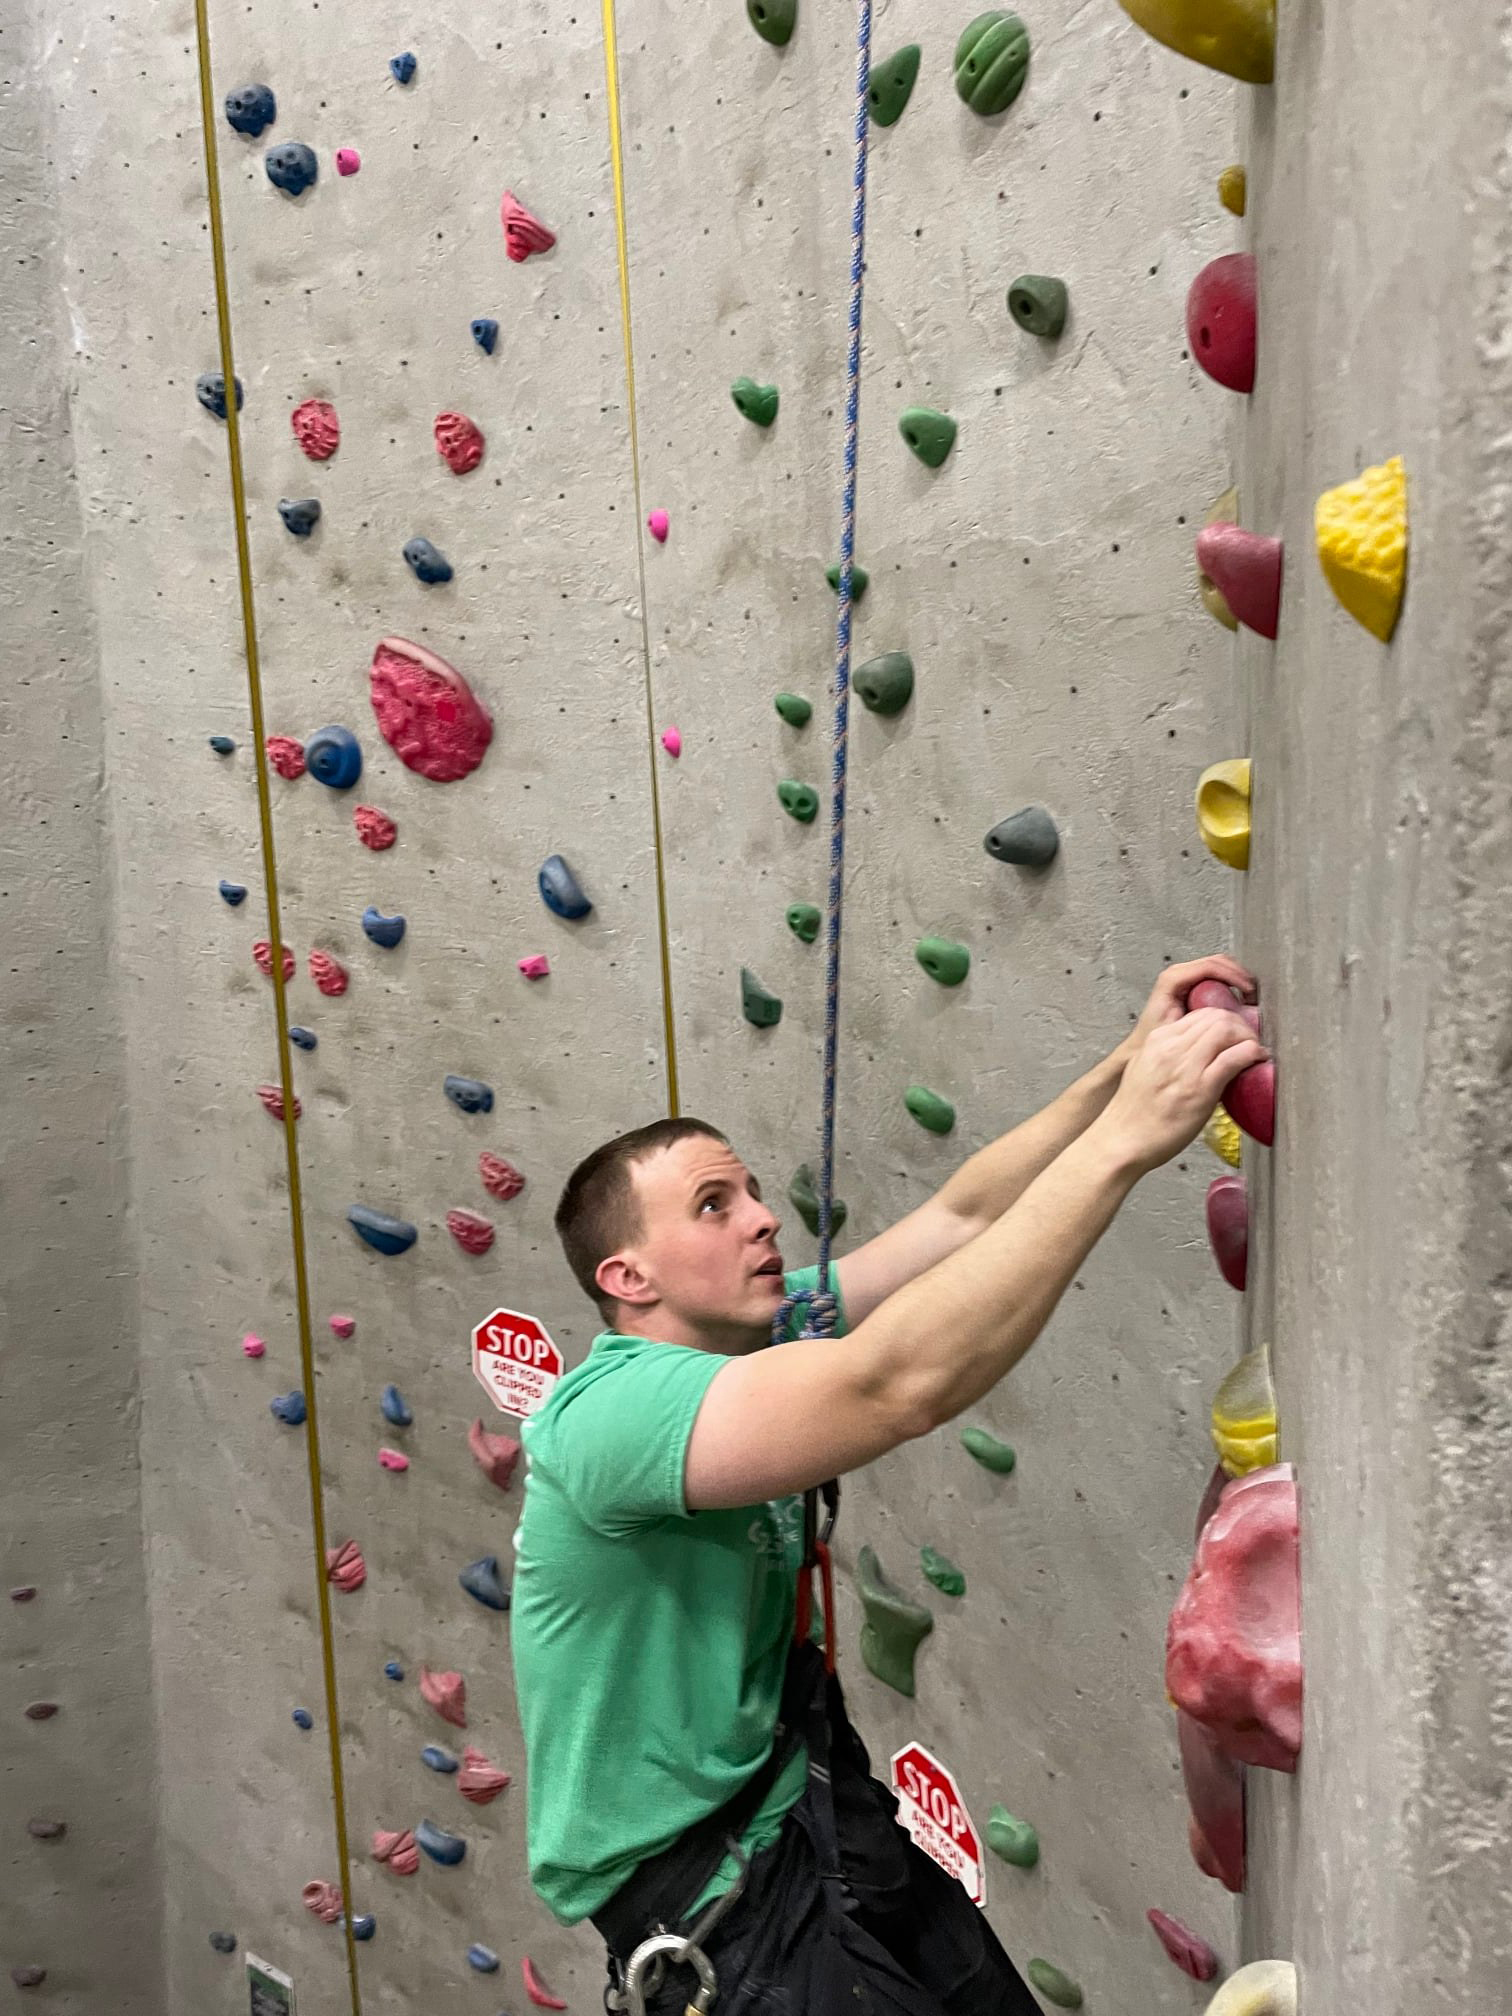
746,0,795,46
987,1805,1040,1868
825,562,869,600
868,44,921,125
899,408,957,469
774,692,812,727
855,651,914,716
731,376,779,426
920,1546,965,1597
789,1162,847,1238
960,1425,1016,1473
915,936,970,986
1008,274,1068,338
741,968,782,1028
857,1545,933,1697
905,1085,955,1135
778,780,819,824
787,904,821,943
954,11,1031,115
1027,1960,1083,2010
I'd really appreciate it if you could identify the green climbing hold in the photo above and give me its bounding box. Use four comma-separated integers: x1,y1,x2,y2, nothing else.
855,651,914,716
787,903,822,943
778,780,819,824
960,1425,1016,1473
915,937,970,986
731,376,780,426
905,1085,956,1135
741,968,783,1029
1026,1960,1083,2010
746,0,796,46
789,1162,848,1238
857,1545,933,1697
868,44,921,125
775,692,812,728
987,1805,1040,1868
898,408,957,469
954,11,1031,116
920,1546,965,1597
1007,274,1068,338
825,561,869,600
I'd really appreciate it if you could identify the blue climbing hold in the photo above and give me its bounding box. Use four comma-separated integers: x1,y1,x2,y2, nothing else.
383,1660,404,1682
292,1707,313,1730
538,853,592,920
459,1555,511,1613
380,1384,413,1427
362,906,406,949
403,537,453,585
421,1744,459,1773
305,725,362,790
208,1932,238,1955
278,497,322,538
466,1945,500,1974
265,142,318,196
195,372,243,420
289,1026,317,1051
347,1206,418,1256
344,1915,376,1942
443,1075,494,1115
208,735,236,755
224,83,276,136
270,1391,307,1427
415,1819,466,1867
471,318,498,354
218,880,247,906
389,51,417,83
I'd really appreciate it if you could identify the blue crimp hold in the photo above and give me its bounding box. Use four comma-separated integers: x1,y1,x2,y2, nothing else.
380,1384,413,1427
195,372,242,420
347,1206,417,1256
305,725,362,790
471,318,498,354
389,51,417,83
292,1707,313,1729
270,1391,307,1426
459,1555,511,1613
208,735,237,754
421,1744,459,1773
289,1026,317,1051
265,141,318,196
466,1945,500,1973
415,1819,466,1867
362,906,406,949
403,537,453,585
538,853,592,920
278,498,322,539
383,1660,404,1682
443,1075,494,1115
219,880,247,906
224,83,275,135
341,1914,376,1941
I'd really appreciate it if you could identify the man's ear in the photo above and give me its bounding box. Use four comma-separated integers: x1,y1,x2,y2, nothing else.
596,1250,656,1310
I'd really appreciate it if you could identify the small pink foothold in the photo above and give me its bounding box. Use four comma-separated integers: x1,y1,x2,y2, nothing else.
660,725,682,758
266,735,307,781
1146,1909,1220,1982
253,939,296,983
10,1587,38,1603
468,1418,521,1491
242,1332,267,1358
24,1702,59,1721
447,1207,496,1255
1205,1175,1248,1291
372,1827,419,1876
326,1539,367,1592
377,1447,410,1472
1186,253,1257,395
501,190,556,262
478,1152,526,1203
434,410,485,474
1195,523,1283,640
420,1665,467,1728
328,1314,356,1340
459,1744,511,1805
335,147,361,176
309,949,349,997
647,508,669,542
518,954,550,979
291,398,340,461
354,804,398,851
257,1083,301,1123
369,636,494,783
522,1956,568,2010
302,1879,344,1924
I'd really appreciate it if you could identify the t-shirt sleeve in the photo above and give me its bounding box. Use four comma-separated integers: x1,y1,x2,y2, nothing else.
541,1345,729,1537
777,1263,849,1340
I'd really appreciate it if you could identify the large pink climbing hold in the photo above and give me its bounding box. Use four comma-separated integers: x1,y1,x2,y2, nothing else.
661,726,682,758
1177,1707,1245,1892
468,1418,521,1491
501,191,556,262
369,636,494,783
328,1313,356,1340
326,1540,367,1593
377,1447,410,1472
522,1956,568,2010
458,1745,511,1805
1185,980,1274,1147
354,804,398,851
253,940,296,983
372,1827,419,1876
309,949,349,997
1194,524,1283,640
1186,253,1257,394
335,147,361,176
1206,1175,1248,1291
1146,1909,1219,1982
478,1152,526,1203
647,508,670,543
434,411,485,474
291,398,340,461
302,1879,343,1924
257,1083,301,1123
242,1332,267,1358
447,1207,496,1255
267,735,307,780
1167,1463,1302,1774
518,954,549,979
420,1665,467,1728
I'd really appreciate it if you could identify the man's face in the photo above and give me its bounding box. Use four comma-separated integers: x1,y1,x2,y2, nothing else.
612,1135,785,1347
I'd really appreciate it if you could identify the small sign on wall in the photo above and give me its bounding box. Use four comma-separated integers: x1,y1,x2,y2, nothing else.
890,1741,986,1908
246,1954,295,2016
471,1306,564,1420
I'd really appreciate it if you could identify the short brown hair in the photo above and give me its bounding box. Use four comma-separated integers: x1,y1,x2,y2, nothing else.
555,1116,727,1321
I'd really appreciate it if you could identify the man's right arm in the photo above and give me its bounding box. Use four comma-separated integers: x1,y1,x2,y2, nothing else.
683,1007,1266,1512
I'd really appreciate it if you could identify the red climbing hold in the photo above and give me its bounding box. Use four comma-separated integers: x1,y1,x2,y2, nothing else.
468,1418,521,1491
1177,1707,1245,1892
447,1208,496,1255
326,1540,367,1592
1146,1909,1220,1982
1205,1175,1248,1291
256,1083,302,1123
309,949,349,997
372,1827,420,1876
434,411,485,474
1167,1464,1302,1774
501,190,556,262
369,636,494,783
354,804,398,851
459,1745,511,1804
266,735,307,780
522,1956,568,2010
1195,524,1283,640
10,1587,38,1602
1185,980,1274,1146
1185,253,1257,395
329,1313,356,1339
23,1702,58,1721
1186,978,1260,1034
478,1152,526,1203
291,398,340,461
254,940,296,983
420,1665,467,1728
302,1879,344,1924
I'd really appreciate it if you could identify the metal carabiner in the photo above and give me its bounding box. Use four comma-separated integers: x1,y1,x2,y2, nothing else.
621,1930,717,2016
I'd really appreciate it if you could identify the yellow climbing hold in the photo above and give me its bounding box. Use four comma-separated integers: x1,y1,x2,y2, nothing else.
1218,164,1247,215
1315,454,1407,642
1204,1960,1297,2016
1203,1104,1242,1169
1196,759,1251,871
1115,0,1274,85
1199,485,1240,631
1210,1344,1277,1477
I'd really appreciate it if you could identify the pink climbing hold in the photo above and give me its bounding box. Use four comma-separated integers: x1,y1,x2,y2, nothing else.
1177,1706,1245,1892
267,735,307,780
1146,1909,1220,1982
257,1083,301,1123
647,508,670,543
1205,1175,1248,1291
354,804,398,851
1185,253,1257,395
335,147,361,176
478,1152,526,1203
1195,524,1283,640
660,726,682,757
1167,1463,1302,1774
420,1665,467,1728
1186,978,1261,1035
309,949,349,997
302,1879,344,1924
458,1745,511,1805
329,1313,356,1340
434,410,485,474
447,1207,496,1255
326,1539,367,1593
1185,980,1274,1146
468,1418,521,1491
522,1956,568,2010
253,940,296,983
291,398,340,461
518,954,549,979
369,636,494,783
500,190,556,262
372,1827,420,1876
377,1447,410,1472
242,1332,267,1358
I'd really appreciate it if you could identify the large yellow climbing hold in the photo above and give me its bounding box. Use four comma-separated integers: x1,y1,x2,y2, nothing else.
1204,1960,1297,2016
1218,164,1247,215
1211,1344,1277,1477
1196,759,1251,871
1203,1104,1242,1169
1315,454,1408,642
1115,0,1275,85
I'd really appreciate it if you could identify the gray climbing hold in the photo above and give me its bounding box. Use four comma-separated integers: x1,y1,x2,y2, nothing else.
389,51,417,83
471,318,498,353
404,537,453,585
362,906,407,949
416,1819,467,1866
347,1205,418,1256
789,1162,848,1238
459,1555,511,1612
265,142,318,196
857,1544,933,1696
289,1026,317,1051
538,853,592,920
209,735,237,754
984,805,1059,867
278,497,321,538
960,1425,1016,1473
219,880,247,906
466,1945,500,1974
422,1744,460,1773
292,1707,313,1729
778,780,819,824
787,903,821,943
854,651,914,715
195,372,243,420
10,1970,46,1990
741,968,783,1029
380,1384,413,1427
209,1931,238,1954
1007,274,1068,339
225,83,276,136
774,692,812,727
270,1392,307,1427
444,1075,494,1115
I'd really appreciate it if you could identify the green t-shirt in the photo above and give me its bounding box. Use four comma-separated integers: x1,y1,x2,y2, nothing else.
510,1265,846,1926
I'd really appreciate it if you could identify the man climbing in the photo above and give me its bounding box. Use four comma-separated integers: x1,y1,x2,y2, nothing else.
511,956,1264,2015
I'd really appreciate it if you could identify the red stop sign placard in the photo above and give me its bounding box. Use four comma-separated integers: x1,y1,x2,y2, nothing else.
471,1307,564,1420
890,1742,985,1907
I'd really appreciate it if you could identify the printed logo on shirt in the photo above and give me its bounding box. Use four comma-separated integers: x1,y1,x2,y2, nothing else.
747,1496,804,1566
